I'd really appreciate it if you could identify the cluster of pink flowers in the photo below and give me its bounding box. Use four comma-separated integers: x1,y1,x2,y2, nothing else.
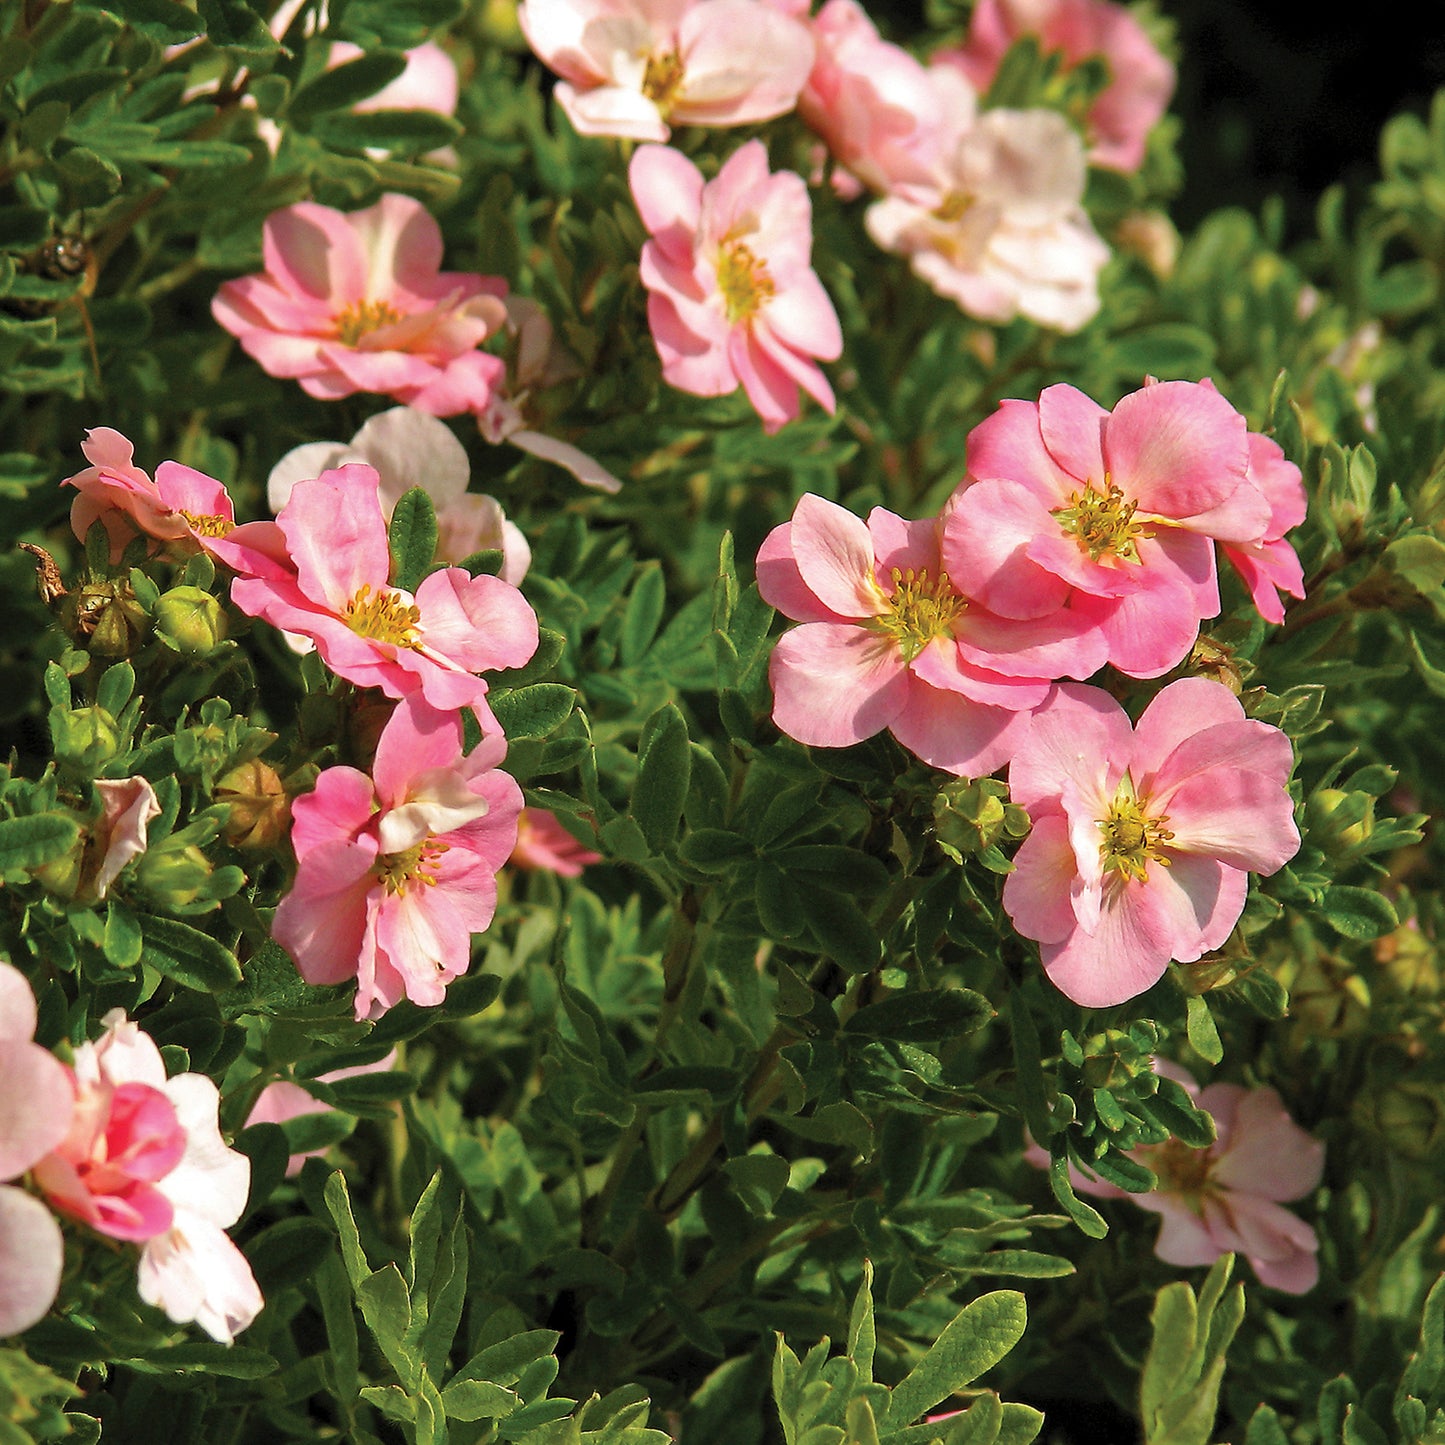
0,963,262,1341
761,375,1307,1008
1031,1060,1324,1293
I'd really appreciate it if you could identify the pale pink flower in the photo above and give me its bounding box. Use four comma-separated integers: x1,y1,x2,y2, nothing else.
864,104,1110,333
272,693,524,1020
518,0,815,142
1002,678,1300,1006
245,1052,399,1176
1219,430,1307,625
479,299,623,493
32,1011,262,1342
267,407,532,581
61,428,287,573
935,0,1176,173
631,141,842,434
90,776,162,900
756,493,1103,775
229,463,538,725
1036,1061,1324,1293
943,380,1271,677
797,0,961,198
0,963,74,1336
212,195,509,415
511,807,602,876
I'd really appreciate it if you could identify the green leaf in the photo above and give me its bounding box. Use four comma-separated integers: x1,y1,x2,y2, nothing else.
632,701,691,854
491,683,576,740
0,813,80,875
801,890,880,974
620,563,667,667
722,1155,792,1215
311,109,462,155
140,914,243,992
886,1291,1027,1427
844,989,994,1043
388,486,439,593
126,1344,278,1378
290,52,409,121
1318,885,1398,940
1048,1152,1107,1239
1184,994,1223,1065
78,0,204,39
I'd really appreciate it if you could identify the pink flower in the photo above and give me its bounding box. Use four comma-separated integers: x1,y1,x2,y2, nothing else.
32,1011,262,1342
479,299,623,493
62,428,287,573
511,807,602,876
245,1052,398,1176
267,407,533,582
1039,1061,1324,1292
212,195,509,416
0,963,74,1336
229,463,538,724
630,141,843,434
864,105,1110,333
935,0,1176,173
1002,677,1300,1006
943,380,1271,677
797,0,959,198
272,693,524,1020
518,0,815,142
1219,430,1307,625
756,493,1103,775
90,776,161,900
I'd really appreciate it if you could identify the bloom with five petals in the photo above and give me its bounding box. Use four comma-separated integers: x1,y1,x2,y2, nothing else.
631,140,842,433
1002,677,1300,1006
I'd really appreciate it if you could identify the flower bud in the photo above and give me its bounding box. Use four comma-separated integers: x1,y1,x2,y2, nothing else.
63,579,149,657
50,705,121,774
933,777,1030,863
135,838,216,909
1188,635,1244,694
153,586,229,658
214,759,292,850
1305,787,1375,856
1360,1080,1445,1161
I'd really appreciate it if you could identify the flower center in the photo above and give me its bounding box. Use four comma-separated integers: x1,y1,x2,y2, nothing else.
1138,1135,1215,1197
344,584,422,648
872,566,965,663
1098,780,1174,883
179,510,233,538
372,839,449,896
641,49,685,111
716,239,775,324
1053,478,1147,563
933,190,974,224
333,298,404,347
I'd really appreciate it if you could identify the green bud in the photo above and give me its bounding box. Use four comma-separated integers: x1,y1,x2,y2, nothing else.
1305,787,1375,857
933,777,1031,863
153,585,229,658
50,704,121,774
1361,1081,1445,1162
63,578,150,657
135,837,216,909
214,759,291,850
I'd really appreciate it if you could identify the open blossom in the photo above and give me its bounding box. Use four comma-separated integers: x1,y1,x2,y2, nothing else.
62,428,287,573
864,104,1110,333
756,493,1104,775
0,963,74,1336
518,0,815,142
273,693,524,1020
943,379,1271,676
631,141,842,433
934,0,1176,173
245,1052,398,1176
511,807,603,876
267,407,532,582
1220,428,1307,624
1038,1061,1324,1292
230,463,538,724
479,299,623,493
1002,678,1300,1006
32,1011,262,1342
212,195,508,415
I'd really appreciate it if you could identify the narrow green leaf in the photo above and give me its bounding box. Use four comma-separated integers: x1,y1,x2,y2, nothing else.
1318,885,1398,940
633,701,691,853
490,683,575,740
844,989,994,1043
290,52,408,120
620,563,667,666
887,1291,1027,1427
139,914,242,992
388,486,439,593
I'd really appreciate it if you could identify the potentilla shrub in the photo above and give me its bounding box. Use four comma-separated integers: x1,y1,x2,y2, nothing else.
1,1,1444,1442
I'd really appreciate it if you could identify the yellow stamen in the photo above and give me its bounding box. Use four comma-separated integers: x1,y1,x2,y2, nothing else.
1098,778,1174,883
344,584,422,649
716,239,775,323
872,566,965,664
372,839,450,896
179,511,233,538
641,50,685,112
1138,1135,1214,1196
1053,478,1148,563
333,298,404,347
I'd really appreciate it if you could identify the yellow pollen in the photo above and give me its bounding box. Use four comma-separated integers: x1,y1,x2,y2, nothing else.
716,239,774,324
872,566,965,664
933,190,974,223
641,50,685,111
180,511,233,538
333,298,404,347
344,584,422,648
1053,478,1147,563
1138,1135,1214,1196
372,839,450,896
1098,779,1174,883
